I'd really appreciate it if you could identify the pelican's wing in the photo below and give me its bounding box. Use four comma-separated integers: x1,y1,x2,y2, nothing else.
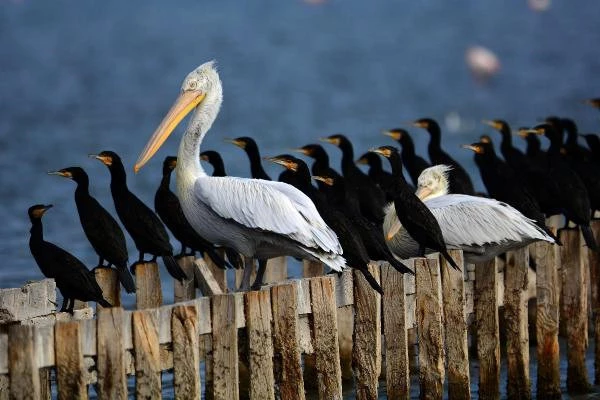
194,177,342,254
425,194,553,246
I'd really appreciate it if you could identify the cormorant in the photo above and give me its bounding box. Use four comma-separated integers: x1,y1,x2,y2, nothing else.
581,134,600,165
292,144,342,202
226,136,271,180
28,204,112,313
200,150,227,177
383,128,430,186
412,118,475,195
48,167,135,293
91,151,188,281
356,151,396,201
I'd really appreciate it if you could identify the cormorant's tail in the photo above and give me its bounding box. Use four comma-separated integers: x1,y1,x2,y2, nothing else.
97,298,112,308
388,256,415,275
116,265,136,293
441,251,461,271
204,247,234,269
543,225,562,246
357,266,383,295
581,224,599,252
162,255,189,282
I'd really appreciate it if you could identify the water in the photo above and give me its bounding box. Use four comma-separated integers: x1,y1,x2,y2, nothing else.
2,1,600,398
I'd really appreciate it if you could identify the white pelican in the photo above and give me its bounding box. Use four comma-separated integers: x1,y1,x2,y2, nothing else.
134,61,345,289
383,165,555,263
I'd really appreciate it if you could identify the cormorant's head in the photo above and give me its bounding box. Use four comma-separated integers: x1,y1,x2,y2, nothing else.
480,135,492,144
293,144,320,157
265,154,300,172
517,127,540,139
162,156,177,173
312,175,335,187
383,128,407,141
412,118,436,130
356,152,374,165
47,166,86,182
319,134,347,147
90,150,121,167
461,142,485,154
369,145,397,158
584,98,600,109
200,150,220,163
225,136,256,150
28,204,53,221
482,119,508,132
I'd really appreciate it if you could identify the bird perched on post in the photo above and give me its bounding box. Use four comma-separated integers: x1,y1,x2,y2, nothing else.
48,167,136,293
90,151,188,281
28,204,111,313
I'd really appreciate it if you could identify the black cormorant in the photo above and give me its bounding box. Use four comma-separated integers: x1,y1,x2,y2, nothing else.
383,128,430,186
226,136,271,180
200,150,227,177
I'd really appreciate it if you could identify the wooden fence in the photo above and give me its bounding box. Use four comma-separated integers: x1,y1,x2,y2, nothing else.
1,221,600,399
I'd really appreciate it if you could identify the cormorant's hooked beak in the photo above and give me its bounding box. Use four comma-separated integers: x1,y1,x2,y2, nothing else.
355,156,369,165
412,120,428,129
319,137,341,146
382,130,402,140
461,144,483,154
369,147,391,158
224,138,246,149
47,170,72,179
135,90,206,173
265,156,297,171
482,120,501,130
290,147,311,156
312,175,334,186
516,128,542,138
32,204,53,218
89,154,113,166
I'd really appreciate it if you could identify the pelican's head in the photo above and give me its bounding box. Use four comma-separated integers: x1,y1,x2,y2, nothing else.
135,61,221,173
28,204,53,222
416,165,452,200
265,154,299,172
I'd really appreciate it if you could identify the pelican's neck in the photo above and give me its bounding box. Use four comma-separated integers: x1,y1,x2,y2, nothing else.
176,84,223,190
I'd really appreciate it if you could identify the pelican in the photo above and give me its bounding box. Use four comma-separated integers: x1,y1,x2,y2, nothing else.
134,61,345,290
384,165,555,263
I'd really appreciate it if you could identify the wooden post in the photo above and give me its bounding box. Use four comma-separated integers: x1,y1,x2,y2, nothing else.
245,290,275,400
475,257,500,400
440,250,470,399
135,262,163,309
264,256,288,285
8,325,40,400
302,260,325,390
194,259,225,296
174,256,196,302
172,305,200,399
533,241,561,399
204,250,227,292
212,294,239,400
589,220,600,385
353,264,381,400
54,321,86,400
310,276,343,399
303,260,323,278
132,310,162,399
504,248,531,400
271,284,305,400
415,257,444,400
95,268,121,307
97,307,127,399
560,229,591,393
199,335,214,400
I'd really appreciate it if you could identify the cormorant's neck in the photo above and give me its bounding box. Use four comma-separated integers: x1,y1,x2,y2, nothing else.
160,170,172,189
367,159,383,178
525,137,541,157
388,153,406,181
339,140,355,170
399,136,416,159
73,175,90,197
427,124,442,149
246,147,269,180
108,162,128,193
29,219,43,240
499,128,513,154
212,160,226,177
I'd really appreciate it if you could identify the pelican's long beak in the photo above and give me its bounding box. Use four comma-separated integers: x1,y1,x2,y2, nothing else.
135,91,206,173
415,186,432,200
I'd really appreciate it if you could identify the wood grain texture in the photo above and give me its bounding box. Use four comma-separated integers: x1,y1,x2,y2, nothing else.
589,220,600,385
352,264,381,400
271,284,305,400
475,257,500,400
310,276,342,400
172,305,200,400
245,291,275,400
194,259,224,297
560,229,591,393
264,256,288,284
95,267,121,307
8,325,40,400
302,260,323,278
504,248,531,400
132,310,161,399
174,256,196,303
96,307,127,399
440,250,470,400
135,262,163,309
533,241,561,399
381,264,409,399
54,322,86,400
204,249,227,292
212,294,239,400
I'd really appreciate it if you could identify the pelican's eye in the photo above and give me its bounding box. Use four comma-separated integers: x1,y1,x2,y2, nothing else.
188,80,198,90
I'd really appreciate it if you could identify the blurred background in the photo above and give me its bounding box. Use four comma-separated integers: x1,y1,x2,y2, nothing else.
1,0,599,294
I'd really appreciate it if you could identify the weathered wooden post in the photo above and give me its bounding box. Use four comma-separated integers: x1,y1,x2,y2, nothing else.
245,290,275,400
203,250,228,292
212,294,239,400
589,220,600,385
8,325,40,400
94,268,121,307
440,250,470,399
310,276,343,399
415,257,444,400
132,309,162,399
174,256,196,302
264,256,288,285
475,257,500,400
54,321,87,399
194,259,225,296
533,241,561,399
135,262,163,309
504,247,531,400
560,229,591,393
271,284,305,400
381,263,410,399
303,260,323,278
97,307,127,399
353,263,381,400
172,305,200,399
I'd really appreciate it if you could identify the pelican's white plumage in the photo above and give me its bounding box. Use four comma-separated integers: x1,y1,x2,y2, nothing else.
384,165,554,263
135,61,345,272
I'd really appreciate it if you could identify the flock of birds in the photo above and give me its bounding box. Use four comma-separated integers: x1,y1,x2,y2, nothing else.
27,61,600,313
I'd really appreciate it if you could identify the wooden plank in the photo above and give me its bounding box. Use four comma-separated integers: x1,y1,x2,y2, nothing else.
8,325,40,400
560,229,591,393
440,250,470,399
0,279,56,323
95,267,121,307
271,284,305,400
475,257,500,400
174,256,196,303
199,335,214,399
194,259,224,297
353,263,381,400
415,257,444,400
310,276,342,400
204,249,227,292
381,264,409,399
54,322,86,400
303,260,323,278
245,290,275,400
0,374,8,400
212,294,239,400
96,307,127,399
172,305,200,400
504,248,531,400
264,256,288,284
533,241,561,399
589,220,600,385
135,262,163,309
132,310,161,399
